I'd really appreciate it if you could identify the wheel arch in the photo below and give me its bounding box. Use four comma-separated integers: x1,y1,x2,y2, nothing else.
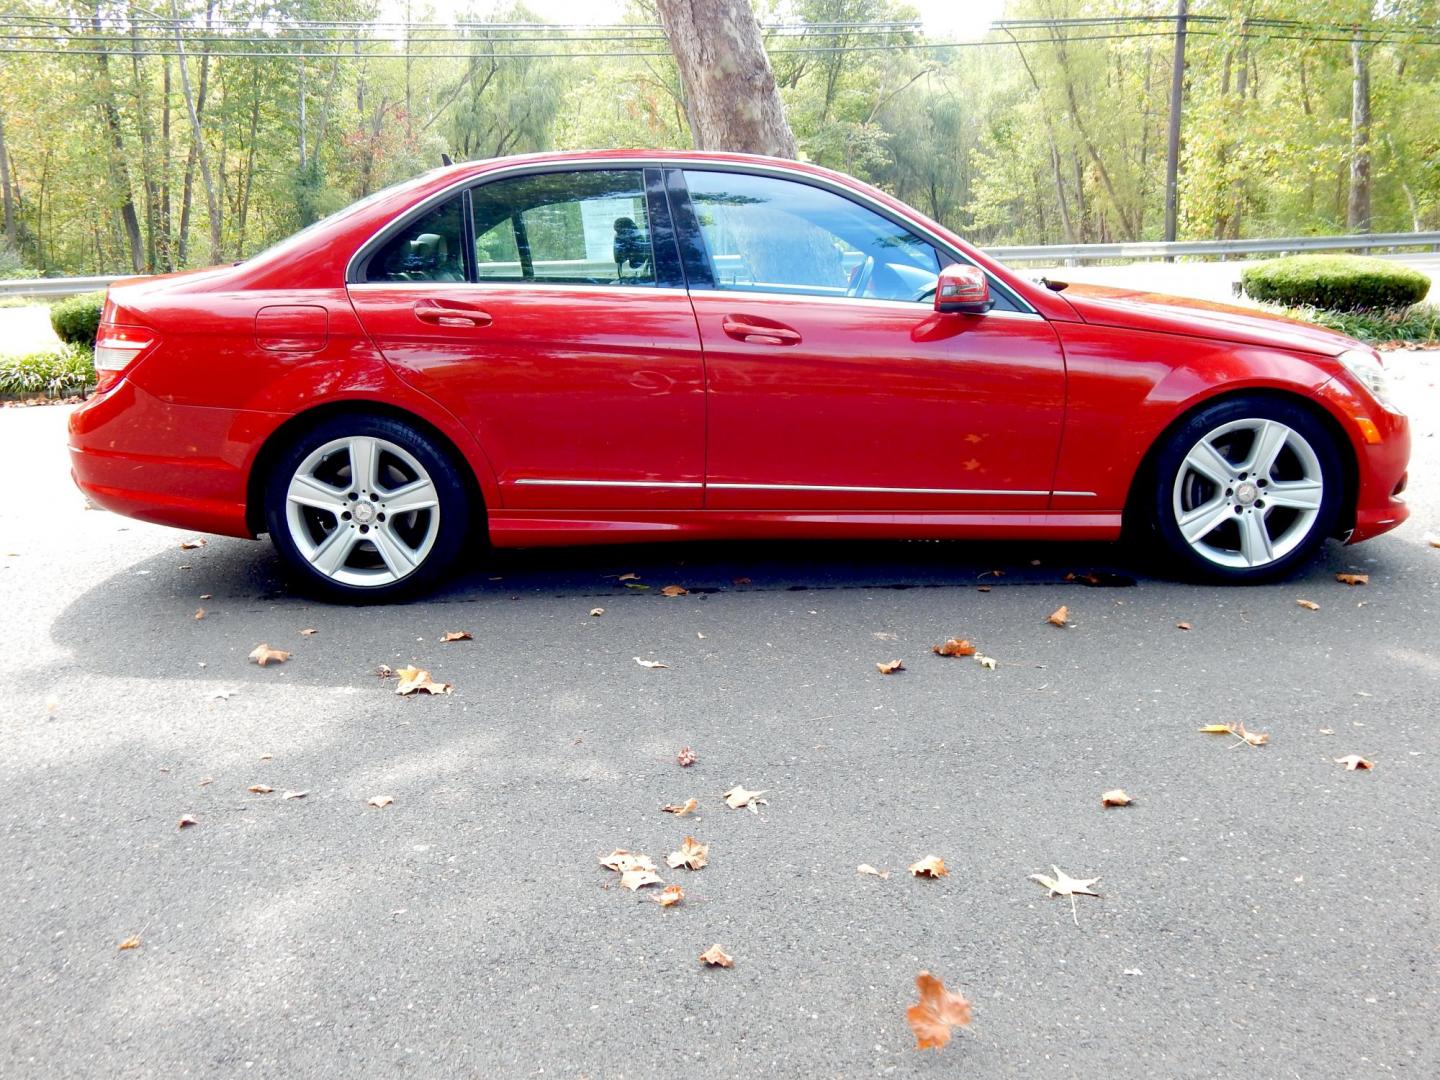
1122,386,1359,541
245,400,488,538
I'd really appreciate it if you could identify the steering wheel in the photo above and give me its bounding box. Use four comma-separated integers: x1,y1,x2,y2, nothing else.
847,255,876,299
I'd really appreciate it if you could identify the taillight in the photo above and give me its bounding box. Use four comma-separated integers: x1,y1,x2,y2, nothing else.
93,324,157,392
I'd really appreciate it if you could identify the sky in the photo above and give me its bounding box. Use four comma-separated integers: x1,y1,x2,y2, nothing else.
380,1,1007,42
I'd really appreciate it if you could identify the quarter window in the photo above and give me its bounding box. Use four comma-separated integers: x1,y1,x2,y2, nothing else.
364,196,467,283
471,170,655,287
682,170,941,304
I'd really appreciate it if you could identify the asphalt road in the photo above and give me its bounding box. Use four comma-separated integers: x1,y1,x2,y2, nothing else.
2,353,1437,1079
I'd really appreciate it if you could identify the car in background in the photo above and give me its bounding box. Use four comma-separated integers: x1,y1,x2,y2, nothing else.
69,151,1410,599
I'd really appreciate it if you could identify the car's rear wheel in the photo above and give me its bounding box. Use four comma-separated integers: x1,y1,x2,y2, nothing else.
1149,396,1343,582
264,414,471,601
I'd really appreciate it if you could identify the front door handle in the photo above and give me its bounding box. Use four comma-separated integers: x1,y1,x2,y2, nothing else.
722,314,801,346
414,300,492,328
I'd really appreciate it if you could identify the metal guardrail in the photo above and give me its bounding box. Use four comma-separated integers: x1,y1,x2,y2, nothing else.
1,232,1437,298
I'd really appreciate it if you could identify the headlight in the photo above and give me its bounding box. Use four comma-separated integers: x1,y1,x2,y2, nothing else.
1337,348,1394,410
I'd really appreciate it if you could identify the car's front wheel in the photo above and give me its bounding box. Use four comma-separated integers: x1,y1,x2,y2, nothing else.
264,414,471,601
1149,396,1343,582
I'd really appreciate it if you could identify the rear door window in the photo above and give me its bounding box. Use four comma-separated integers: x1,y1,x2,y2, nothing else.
363,196,467,283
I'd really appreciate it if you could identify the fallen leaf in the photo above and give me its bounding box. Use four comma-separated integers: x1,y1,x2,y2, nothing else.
589,607,605,617
367,795,395,807
876,659,905,674
634,657,668,669
617,572,640,581
857,864,890,880
282,790,308,800
1319,728,1335,736
655,884,684,907
298,627,317,636
981,569,1004,579
624,582,650,591
198,776,214,787
177,815,198,829
1100,789,1132,807
193,608,205,621
1296,599,1320,611
1176,621,1192,631
247,784,273,794
732,576,752,585
1335,755,1374,770
977,585,992,593
395,666,452,695
662,798,699,816
931,638,976,658
909,855,948,879
199,593,212,600
179,538,207,550
248,643,290,666
118,935,141,951
660,584,689,597
699,944,733,968
906,970,972,1050
723,785,767,812
976,654,998,670
1199,722,1269,747
1425,533,1440,549
375,664,394,678
666,835,709,870
620,867,663,890
676,746,698,767
440,630,472,642
1030,865,1101,925
599,850,657,874
1047,605,1070,627
1335,573,1369,586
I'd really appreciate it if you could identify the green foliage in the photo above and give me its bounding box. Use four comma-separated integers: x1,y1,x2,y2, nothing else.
1241,254,1432,311
0,240,32,279
1280,301,1440,345
0,344,95,398
49,292,106,346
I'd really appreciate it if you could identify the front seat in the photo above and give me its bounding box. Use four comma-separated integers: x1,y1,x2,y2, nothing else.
613,217,650,282
406,232,462,281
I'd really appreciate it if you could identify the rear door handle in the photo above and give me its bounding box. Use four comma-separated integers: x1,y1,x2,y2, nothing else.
414,300,492,328
722,315,801,346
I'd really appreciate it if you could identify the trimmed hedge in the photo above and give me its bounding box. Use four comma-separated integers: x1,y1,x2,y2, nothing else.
1241,254,1431,312
0,344,95,398
50,291,105,346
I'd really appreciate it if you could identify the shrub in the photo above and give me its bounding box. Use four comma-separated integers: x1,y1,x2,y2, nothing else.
0,343,95,398
1280,302,1440,347
49,291,106,346
1241,254,1431,312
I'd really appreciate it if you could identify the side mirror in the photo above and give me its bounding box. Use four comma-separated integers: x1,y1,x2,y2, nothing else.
935,264,993,315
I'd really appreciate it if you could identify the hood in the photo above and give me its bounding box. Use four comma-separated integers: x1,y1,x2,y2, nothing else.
1053,283,1361,357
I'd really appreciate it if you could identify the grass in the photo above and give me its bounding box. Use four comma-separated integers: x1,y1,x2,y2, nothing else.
1272,302,1440,347
0,343,95,398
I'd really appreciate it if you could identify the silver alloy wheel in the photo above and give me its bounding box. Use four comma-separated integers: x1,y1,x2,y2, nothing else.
1172,418,1325,569
284,435,441,587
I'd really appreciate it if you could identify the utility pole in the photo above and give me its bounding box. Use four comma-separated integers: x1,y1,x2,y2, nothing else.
1163,0,1188,246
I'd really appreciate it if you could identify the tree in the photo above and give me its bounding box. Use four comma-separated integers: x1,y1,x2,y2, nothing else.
654,0,797,156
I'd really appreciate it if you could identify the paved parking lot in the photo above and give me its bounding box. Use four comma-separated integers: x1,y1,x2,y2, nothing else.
2,351,1437,1078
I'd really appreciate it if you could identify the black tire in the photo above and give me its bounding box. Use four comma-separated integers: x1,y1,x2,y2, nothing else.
263,413,473,602
1147,395,1344,583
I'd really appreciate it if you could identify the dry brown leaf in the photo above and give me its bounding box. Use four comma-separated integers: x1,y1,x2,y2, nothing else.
666,835,709,870
975,654,998,670
375,664,394,678
1100,788,1133,807
617,572,640,581
662,798,699,816
395,666,452,695
1425,533,1440,549
1047,605,1070,627
977,585,992,593
699,944,733,968
193,608,205,621
1296,599,1321,611
620,867,663,890
655,884,684,907
298,627,317,636
177,815,198,829
660,584,689,597
248,643,290,666
1335,573,1369,586
1176,621,1192,631
931,638,977,658
723,785,767,812
118,935,141,951
732,576,752,585
857,863,890,880
367,795,395,808
281,790,308,800
909,855,948,879
876,659,905,674
179,538,207,550
1335,755,1374,770
589,607,605,617
906,970,973,1051
1199,722,1269,747
247,784,273,794
634,657,668,669
599,850,657,874
440,630,472,643
1030,865,1101,925
676,746,698,768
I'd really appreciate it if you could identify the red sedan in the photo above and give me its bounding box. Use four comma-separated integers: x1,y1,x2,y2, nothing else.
70,151,1410,600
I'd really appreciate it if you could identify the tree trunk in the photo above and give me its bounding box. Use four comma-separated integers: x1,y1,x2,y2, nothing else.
654,0,797,157
0,105,16,247
1347,34,1372,233
92,9,144,272
171,0,223,264
129,6,160,271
